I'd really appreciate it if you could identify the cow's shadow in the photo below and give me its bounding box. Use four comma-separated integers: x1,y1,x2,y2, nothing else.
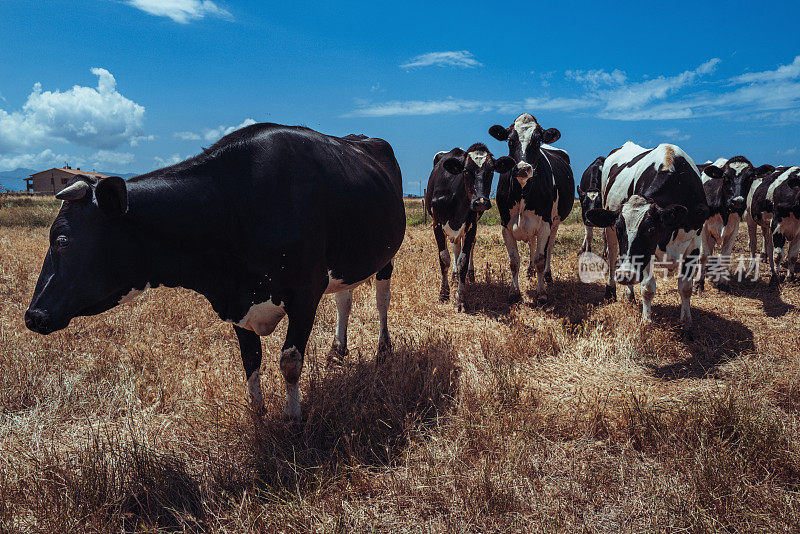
460,267,520,317
526,278,606,325
644,304,755,379
216,334,459,496
727,279,796,318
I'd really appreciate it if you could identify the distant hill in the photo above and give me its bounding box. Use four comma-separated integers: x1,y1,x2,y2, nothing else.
0,168,36,192
0,168,140,192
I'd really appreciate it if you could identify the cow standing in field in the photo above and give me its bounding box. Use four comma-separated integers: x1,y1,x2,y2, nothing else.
24,123,406,420
425,144,514,307
584,142,709,326
488,113,574,301
695,157,774,293
577,156,606,254
745,166,800,284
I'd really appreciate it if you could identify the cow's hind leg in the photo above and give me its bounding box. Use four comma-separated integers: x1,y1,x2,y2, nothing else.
468,242,476,283
604,226,619,300
544,220,560,285
580,225,593,254
329,289,353,362
533,223,552,301
679,248,700,327
641,266,656,323
455,221,477,310
763,225,779,285
234,325,264,415
375,260,394,361
434,225,450,301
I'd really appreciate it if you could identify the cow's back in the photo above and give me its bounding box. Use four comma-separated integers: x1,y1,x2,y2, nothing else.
542,145,574,221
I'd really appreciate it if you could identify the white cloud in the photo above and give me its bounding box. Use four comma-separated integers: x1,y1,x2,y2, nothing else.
523,96,596,112
91,150,135,167
345,99,501,117
656,128,691,141
566,68,627,88
125,0,231,24
202,118,256,142
400,51,482,69
733,56,800,84
174,131,201,140
0,149,72,172
778,148,798,156
154,153,188,167
0,68,145,152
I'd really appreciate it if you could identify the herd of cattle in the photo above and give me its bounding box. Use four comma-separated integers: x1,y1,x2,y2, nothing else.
21,116,800,419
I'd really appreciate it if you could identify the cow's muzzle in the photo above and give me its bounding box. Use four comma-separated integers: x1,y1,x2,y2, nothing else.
24,308,57,335
615,267,640,286
471,197,491,212
728,196,745,213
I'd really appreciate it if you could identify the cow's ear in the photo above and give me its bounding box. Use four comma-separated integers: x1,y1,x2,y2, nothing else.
494,156,515,174
489,125,510,141
755,164,775,176
585,208,617,228
702,165,723,180
433,151,447,168
542,128,561,144
576,185,583,197
56,180,92,201
442,157,465,175
95,176,128,216
659,204,688,227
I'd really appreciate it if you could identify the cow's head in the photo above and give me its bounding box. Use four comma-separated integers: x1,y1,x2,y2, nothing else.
773,174,800,241
489,113,561,187
441,143,514,212
577,156,605,224
585,195,689,285
25,176,143,334
706,157,773,216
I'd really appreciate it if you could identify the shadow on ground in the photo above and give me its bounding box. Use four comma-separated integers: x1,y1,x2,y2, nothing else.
645,304,755,379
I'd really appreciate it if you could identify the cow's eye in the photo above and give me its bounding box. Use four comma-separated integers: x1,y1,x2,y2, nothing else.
55,235,69,247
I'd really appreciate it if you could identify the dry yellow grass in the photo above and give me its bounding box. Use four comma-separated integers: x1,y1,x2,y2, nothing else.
1,198,800,532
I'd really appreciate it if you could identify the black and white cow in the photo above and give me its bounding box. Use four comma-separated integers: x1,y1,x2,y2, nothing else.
577,156,606,254
745,166,800,284
695,157,774,292
425,143,514,306
488,113,574,301
584,142,709,325
24,123,406,419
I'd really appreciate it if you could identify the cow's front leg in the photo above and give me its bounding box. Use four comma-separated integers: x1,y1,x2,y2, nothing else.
501,226,521,299
451,237,462,281
375,260,394,360
329,289,352,362
281,289,323,420
716,216,740,291
580,225,593,254
455,222,477,310
434,225,450,301
679,249,700,326
234,325,264,415
604,226,619,300
763,225,779,285
641,265,656,323
533,222,551,302
544,220,560,285
694,226,713,295
467,242,476,283
746,215,759,270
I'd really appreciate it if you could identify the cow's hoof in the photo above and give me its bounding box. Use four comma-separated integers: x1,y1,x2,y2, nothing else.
376,339,392,364
627,292,636,303
526,267,535,279
439,289,450,302
769,274,780,287
508,291,522,304
693,280,705,295
544,271,553,284
536,293,548,304
326,343,348,365
604,286,616,301
467,269,476,284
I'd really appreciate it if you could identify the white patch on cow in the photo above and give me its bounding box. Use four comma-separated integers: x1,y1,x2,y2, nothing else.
711,158,728,169
776,215,800,242
118,283,151,305
237,298,286,336
541,143,567,156
469,150,488,167
586,192,599,201
507,199,544,242
767,166,800,203
728,161,749,174
617,196,652,272
443,221,466,242
513,113,540,155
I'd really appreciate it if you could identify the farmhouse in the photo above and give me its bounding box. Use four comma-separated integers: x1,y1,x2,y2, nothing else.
26,166,108,195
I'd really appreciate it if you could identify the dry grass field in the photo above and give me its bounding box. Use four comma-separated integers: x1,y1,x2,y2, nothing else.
2,196,800,532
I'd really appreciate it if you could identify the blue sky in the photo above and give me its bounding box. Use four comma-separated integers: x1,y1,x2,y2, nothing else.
1,0,799,193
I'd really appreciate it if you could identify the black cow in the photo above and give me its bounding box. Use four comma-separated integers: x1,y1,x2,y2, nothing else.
577,156,606,254
25,123,406,420
745,166,800,284
488,113,574,301
584,142,709,326
695,157,774,293
425,144,513,307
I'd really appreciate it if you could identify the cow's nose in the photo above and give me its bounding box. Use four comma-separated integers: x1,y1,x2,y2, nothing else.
24,308,49,333
615,268,639,286
515,162,533,179
471,197,491,212
729,196,745,211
